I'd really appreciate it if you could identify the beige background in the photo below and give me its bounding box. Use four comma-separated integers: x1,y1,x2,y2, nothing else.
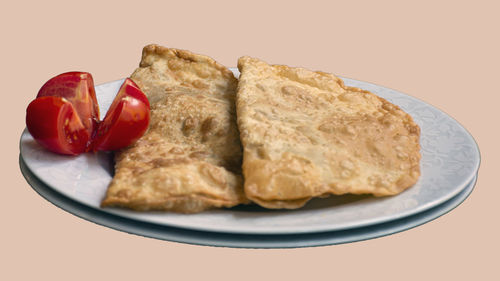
2,0,498,280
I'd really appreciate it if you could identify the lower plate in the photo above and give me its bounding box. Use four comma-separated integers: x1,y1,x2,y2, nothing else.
20,156,477,248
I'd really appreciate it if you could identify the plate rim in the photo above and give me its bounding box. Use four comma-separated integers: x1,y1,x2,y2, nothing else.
19,155,478,248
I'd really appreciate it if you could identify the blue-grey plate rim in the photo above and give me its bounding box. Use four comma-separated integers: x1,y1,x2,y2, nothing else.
19,155,477,248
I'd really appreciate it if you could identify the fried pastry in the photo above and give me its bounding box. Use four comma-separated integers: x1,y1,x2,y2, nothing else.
236,56,421,209
101,44,248,213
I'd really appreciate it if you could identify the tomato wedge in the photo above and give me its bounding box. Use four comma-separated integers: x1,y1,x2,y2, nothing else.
119,78,149,107
37,72,99,138
92,78,150,151
26,96,90,155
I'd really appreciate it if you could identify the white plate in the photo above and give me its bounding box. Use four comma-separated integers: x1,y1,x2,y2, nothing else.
19,157,477,248
20,70,480,234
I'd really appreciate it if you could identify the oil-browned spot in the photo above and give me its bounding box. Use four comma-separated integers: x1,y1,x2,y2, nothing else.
192,80,209,89
116,189,131,198
182,117,198,136
201,117,217,134
168,59,183,70
169,147,184,154
149,158,190,168
189,151,210,159
281,85,307,96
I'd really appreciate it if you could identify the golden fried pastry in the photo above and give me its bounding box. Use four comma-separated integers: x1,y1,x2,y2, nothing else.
236,56,421,209
101,44,248,213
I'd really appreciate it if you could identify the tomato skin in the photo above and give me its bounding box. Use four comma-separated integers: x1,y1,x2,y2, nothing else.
37,72,99,139
26,96,90,155
92,78,150,151
93,98,150,151
122,78,150,107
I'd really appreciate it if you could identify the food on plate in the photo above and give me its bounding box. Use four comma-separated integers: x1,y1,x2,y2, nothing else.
37,72,99,139
26,73,150,155
26,96,91,155
92,78,150,151
27,45,423,213
236,56,421,209
100,44,248,213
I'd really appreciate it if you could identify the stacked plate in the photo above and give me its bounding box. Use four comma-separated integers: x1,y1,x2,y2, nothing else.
19,72,480,248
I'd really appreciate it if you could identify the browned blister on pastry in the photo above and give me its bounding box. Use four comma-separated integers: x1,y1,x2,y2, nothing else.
101,44,248,213
236,56,421,209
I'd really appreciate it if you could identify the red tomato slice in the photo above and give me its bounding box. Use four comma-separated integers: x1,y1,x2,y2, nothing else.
37,72,99,138
26,96,90,155
119,78,150,107
92,78,150,151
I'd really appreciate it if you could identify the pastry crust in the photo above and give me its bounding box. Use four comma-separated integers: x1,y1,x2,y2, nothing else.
101,44,248,213
236,56,421,209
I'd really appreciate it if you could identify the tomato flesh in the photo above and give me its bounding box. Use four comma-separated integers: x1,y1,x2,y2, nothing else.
92,78,150,151
26,96,90,155
37,72,99,138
